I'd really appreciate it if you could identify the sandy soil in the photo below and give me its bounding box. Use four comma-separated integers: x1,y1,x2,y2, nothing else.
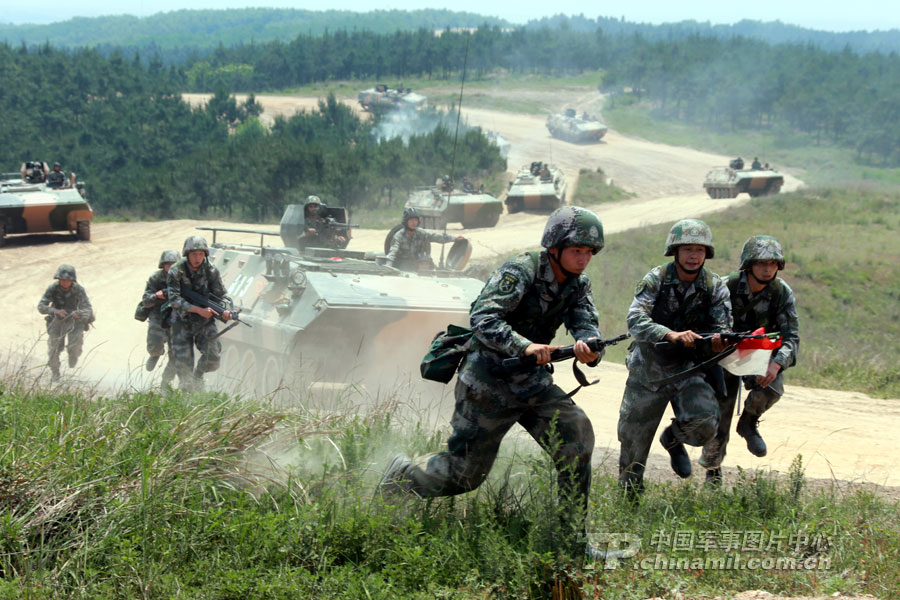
3,93,896,502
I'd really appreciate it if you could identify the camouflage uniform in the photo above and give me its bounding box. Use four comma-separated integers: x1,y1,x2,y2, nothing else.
701,237,799,469
618,220,732,492
37,266,94,377
142,267,177,384
385,227,456,271
166,246,230,391
395,207,605,523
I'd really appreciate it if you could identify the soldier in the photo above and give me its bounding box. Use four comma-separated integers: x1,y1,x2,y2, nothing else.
300,195,347,249
166,236,233,391
701,236,799,485
46,162,67,188
384,207,464,271
751,157,762,170
380,206,605,552
20,160,48,183
141,249,180,386
37,264,94,380
617,219,732,497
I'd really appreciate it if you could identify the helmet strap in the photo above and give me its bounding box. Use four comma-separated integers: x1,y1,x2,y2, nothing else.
548,247,578,280
747,268,775,288
675,255,703,275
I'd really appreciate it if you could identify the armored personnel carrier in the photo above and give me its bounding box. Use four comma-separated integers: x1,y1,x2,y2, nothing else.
505,162,567,213
546,108,608,143
703,166,784,198
197,204,483,396
358,83,427,112
0,171,92,247
404,177,503,229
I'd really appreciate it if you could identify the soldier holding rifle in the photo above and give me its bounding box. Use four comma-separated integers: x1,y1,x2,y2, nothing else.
166,236,233,391
37,264,94,381
381,206,608,555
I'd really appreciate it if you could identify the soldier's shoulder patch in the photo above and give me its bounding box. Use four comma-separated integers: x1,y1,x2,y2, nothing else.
634,280,648,296
498,272,519,294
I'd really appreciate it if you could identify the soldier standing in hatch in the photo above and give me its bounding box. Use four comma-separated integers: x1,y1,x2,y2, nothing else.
37,264,94,380
384,207,464,271
617,219,732,498
700,236,799,485
300,195,347,249
380,206,605,553
166,236,232,392
141,249,180,387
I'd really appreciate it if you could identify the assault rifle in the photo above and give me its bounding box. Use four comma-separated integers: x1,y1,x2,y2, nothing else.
498,333,631,375
179,285,252,337
653,331,780,351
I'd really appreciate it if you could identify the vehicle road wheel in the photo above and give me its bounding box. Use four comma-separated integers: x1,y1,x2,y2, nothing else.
259,353,285,401
76,221,91,241
241,348,259,397
218,342,242,391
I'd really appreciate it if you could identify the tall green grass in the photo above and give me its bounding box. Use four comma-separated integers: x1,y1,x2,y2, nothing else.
0,368,897,599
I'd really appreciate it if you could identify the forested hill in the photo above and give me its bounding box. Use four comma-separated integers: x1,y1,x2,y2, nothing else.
0,9,506,50
529,15,900,55
2,9,900,57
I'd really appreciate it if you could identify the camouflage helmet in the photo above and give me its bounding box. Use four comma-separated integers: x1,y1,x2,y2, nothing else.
158,249,180,268
540,206,604,254
664,219,715,259
182,235,210,257
54,264,77,280
739,235,785,270
402,207,420,227
306,195,321,205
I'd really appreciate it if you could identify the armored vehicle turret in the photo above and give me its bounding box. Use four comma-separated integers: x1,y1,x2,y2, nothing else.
703,165,784,199
197,204,484,396
505,162,567,214
404,177,503,229
546,108,608,143
1,170,92,247
358,83,427,112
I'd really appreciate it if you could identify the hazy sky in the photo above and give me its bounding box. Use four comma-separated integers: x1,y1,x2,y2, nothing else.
3,0,898,32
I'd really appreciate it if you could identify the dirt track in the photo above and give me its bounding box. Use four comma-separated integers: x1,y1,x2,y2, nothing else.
3,94,896,493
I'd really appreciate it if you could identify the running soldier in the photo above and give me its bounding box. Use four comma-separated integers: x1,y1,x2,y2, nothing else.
701,236,799,484
384,207,464,271
618,219,732,497
141,249,180,386
37,264,94,380
380,206,605,552
166,236,233,391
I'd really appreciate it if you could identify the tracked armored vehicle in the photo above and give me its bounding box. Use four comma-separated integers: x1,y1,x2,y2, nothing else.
197,204,483,396
703,166,784,199
546,108,608,143
0,171,92,247
505,162,567,213
358,83,427,111
405,178,503,229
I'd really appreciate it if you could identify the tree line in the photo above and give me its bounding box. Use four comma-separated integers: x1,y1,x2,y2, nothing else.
0,44,506,221
186,27,900,165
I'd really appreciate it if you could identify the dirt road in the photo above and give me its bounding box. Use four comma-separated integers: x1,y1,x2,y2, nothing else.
3,94,894,492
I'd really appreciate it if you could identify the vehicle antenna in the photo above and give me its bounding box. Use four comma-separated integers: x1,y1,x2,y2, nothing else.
439,35,469,270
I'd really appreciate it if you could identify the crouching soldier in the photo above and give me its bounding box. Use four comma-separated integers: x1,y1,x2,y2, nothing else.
617,219,732,497
701,236,799,484
141,249,180,386
166,236,233,391
380,206,606,554
37,264,94,380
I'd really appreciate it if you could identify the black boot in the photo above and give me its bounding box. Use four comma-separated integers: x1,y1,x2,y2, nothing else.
659,425,692,478
737,413,767,457
705,467,722,487
146,355,160,371
378,454,412,498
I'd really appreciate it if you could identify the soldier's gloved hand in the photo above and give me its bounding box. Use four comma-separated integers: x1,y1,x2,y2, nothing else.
574,339,601,364
524,343,558,365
